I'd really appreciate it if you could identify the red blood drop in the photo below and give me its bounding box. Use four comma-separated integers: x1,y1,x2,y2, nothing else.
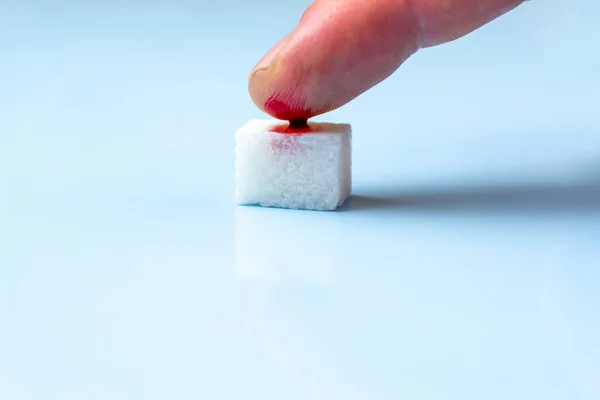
265,98,312,121
269,119,312,152
269,120,313,134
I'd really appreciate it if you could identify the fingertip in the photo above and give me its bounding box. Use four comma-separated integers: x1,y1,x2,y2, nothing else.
248,0,421,121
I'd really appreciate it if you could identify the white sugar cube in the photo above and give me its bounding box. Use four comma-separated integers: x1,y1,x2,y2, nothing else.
235,119,352,211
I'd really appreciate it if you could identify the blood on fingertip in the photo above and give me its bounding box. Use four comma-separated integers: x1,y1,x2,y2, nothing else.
265,99,313,134
264,97,313,122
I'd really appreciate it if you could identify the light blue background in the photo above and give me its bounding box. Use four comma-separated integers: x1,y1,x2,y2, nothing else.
1,1,599,399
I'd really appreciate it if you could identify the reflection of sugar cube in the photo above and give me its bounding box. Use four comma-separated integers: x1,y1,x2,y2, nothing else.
235,119,352,211
235,206,341,283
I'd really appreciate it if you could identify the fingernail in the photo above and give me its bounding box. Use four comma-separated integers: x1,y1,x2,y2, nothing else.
248,51,283,102
249,51,283,81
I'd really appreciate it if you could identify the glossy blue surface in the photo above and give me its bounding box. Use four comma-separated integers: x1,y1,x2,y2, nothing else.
1,1,599,399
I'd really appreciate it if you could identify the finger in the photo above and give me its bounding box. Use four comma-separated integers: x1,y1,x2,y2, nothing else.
414,0,527,48
248,0,526,122
248,0,421,122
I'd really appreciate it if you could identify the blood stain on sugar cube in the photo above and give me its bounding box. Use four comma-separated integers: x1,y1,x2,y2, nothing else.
269,119,313,153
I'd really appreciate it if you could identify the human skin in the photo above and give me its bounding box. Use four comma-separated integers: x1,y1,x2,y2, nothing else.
248,0,527,123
